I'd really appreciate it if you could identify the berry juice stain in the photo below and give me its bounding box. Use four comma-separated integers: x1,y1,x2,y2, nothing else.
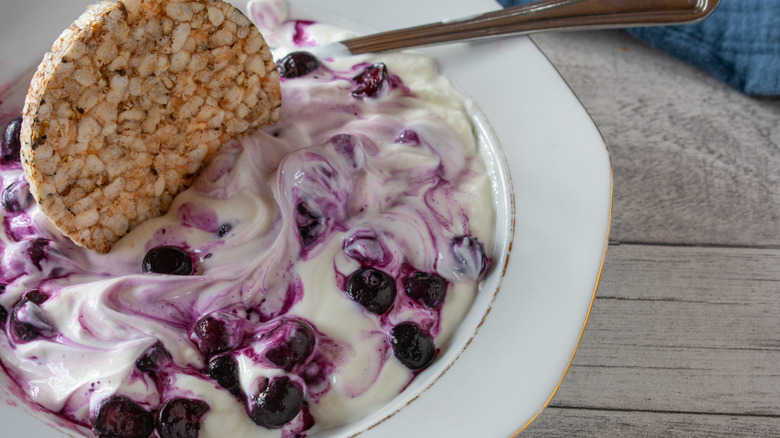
177,202,219,233
292,20,317,46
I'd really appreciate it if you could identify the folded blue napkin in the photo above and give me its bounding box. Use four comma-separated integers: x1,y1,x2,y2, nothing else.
496,0,780,96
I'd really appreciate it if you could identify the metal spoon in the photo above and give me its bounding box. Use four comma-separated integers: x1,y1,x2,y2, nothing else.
321,0,719,56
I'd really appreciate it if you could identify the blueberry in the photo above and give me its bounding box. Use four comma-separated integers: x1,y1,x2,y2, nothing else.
277,51,320,78
24,289,49,305
136,342,172,376
246,376,304,429
2,117,22,163
10,290,54,343
394,129,420,145
389,322,436,370
10,302,52,342
192,316,229,356
2,179,33,212
451,236,487,280
157,398,210,438
216,223,232,238
344,267,396,314
264,319,315,371
352,63,388,98
27,237,49,271
404,272,447,309
295,202,323,247
191,313,243,357
92,396,155,438
142,246,193,275
0,305,7,324
205,354,242,397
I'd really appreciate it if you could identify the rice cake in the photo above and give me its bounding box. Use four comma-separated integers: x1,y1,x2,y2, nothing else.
20,0,281,253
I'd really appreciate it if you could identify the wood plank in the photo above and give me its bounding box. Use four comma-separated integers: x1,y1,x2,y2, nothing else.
536,244,780,416
531,31,780,247
556,346,780,416
521,407,780,438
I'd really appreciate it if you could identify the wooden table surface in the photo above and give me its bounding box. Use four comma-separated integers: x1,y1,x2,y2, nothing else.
518,30,780,437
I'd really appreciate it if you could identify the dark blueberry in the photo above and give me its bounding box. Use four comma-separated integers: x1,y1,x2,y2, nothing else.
136,342,172,376
205,354,242,397
264,319,315,371
344,267,396,314
142,246,193,275
10,292,54,342
191,314,242,357
216,223,232,238
192,316,228,356
27,238,49,271
157,398,210,438
2,180,33,212
0,305,7,324
92,396,155,438
390,322,436,370
24,289,49,305
394,129,419,145
277,51,320,78
10,307,46,342
295,202,323,247
2,117,22,163
451,236,487,280
246,376,304,429
352,63,388,98
404,272,447,309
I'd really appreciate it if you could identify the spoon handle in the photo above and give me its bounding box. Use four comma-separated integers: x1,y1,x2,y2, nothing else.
341,0,719,54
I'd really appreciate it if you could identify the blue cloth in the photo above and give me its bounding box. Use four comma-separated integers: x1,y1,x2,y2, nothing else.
496,0,780,96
